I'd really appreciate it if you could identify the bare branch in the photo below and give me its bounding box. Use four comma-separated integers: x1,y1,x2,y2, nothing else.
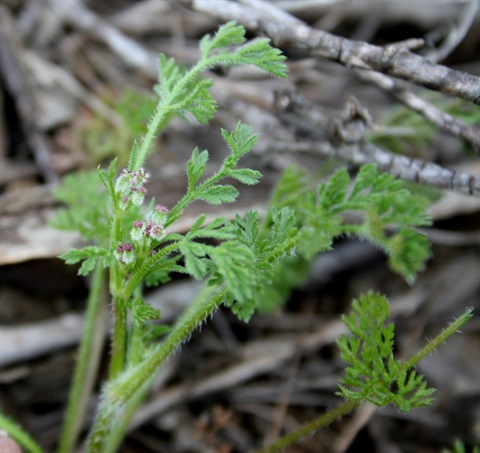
47,0,157,78
270,139,480,197
425,0,479,63
0,6,58,183
188,0,480,104
270,90,480,197
354,70,480,153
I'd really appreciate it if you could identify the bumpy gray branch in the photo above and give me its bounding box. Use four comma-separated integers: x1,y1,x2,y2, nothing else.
354,70,480,152
270,139,480,197
188,0,480,104
270,90,480,197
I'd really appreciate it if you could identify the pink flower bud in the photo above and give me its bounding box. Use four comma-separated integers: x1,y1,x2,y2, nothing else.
114,243,135,265
150,224,165,241
150,204,170,225
131,221,145,242
155,204,169,213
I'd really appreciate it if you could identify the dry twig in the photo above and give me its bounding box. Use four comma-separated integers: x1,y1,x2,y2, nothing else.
187,0,480,104
0,6,57,183
272,90,480,196
425,0,479,63
353,70,480,153
271,138,480,196
47,0,157,78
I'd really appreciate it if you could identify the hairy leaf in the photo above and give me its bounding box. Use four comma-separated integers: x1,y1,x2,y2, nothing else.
50,170,111,243
221,122,258,161
128,297,162,327
197,185,239,205
60,246,109,276
200,21,246,58
229,168,262,185
187,148,209,190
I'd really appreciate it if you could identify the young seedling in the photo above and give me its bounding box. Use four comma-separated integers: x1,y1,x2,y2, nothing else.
258,293,473,452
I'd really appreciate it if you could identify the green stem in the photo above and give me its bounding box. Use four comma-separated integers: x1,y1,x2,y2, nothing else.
126,289,145,368
108,297,128,379
402,307,474,371
164,193,191,227
113,287,225,403
166,166,233,227
57,265,108,453
87,288,225,452
130,105,169,171
113,209,124,244
257,400,360,453
109,206,125,297
131,60,209,171
121,241,182,298
101,380,153,453
0,413,44,453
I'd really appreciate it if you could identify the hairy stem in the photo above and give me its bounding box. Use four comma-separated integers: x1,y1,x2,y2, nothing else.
121,241,182,298
131,60,209,171
403,307,473,371
87,288,225,451
166,168,234,226
101,380,152,453
58,265,108,453
108,297,128,379
114,287,225,403
257,400,360,453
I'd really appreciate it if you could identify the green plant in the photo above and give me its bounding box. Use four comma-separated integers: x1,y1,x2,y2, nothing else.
0,21,473,453
368,95,480,155
258,294,472,453
442,439,480,453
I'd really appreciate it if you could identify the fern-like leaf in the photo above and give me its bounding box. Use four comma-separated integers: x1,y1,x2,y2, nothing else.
336,292,436,411
60,246,109,276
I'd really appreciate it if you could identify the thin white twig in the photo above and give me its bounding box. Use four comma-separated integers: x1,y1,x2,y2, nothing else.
426,0,479,63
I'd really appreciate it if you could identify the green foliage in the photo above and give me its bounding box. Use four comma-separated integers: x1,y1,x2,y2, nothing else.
60,246,109,276
186,148,209,190
50,171,111,243
218,208,298,321
442,439,480,453
285,164,431,283
130,21,286,171
210,240,258,315
198,21,287,78
261,306,473,453
127,296,161,327
156,55,216,124
257,255,311,313
369,96,480,155
338,164,432,282
197,184,238,205
255,163,432,313
97,158,119,204
117,88,157,137
336,292,436,411
43,20,459,453
167,121,261,224
174,207,297,322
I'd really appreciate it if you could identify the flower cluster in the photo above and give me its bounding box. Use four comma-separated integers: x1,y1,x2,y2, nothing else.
112,166,171,265
130,204,170,247
115,168,150,210
114,243,135,265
